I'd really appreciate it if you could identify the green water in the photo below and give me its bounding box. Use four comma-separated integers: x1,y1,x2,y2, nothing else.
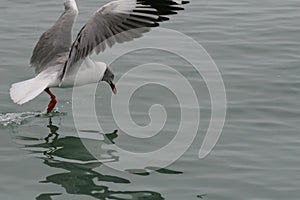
1,0,300,200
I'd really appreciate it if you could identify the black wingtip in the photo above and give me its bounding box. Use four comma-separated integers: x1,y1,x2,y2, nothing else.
182,1,190,5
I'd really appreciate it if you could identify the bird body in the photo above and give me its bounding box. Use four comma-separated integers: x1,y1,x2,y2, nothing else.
10,0,189,113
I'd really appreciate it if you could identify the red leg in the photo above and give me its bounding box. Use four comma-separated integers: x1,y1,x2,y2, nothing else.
44,88,57,113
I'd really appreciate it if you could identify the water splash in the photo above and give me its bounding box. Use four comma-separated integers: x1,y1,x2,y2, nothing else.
0,111,66,126
0,112,39,126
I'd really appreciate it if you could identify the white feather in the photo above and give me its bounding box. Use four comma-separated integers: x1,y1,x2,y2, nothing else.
10,71,58,105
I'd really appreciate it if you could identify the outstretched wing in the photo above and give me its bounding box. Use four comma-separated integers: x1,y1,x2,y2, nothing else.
60,0,189,81
30,1,78,74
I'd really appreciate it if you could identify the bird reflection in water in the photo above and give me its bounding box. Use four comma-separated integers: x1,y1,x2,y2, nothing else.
23,117,164,200
44,118,59,143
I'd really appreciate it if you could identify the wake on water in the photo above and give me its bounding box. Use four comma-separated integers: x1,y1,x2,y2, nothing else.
0,111,66,126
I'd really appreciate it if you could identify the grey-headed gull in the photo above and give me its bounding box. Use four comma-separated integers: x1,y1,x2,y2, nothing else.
10,0,189,113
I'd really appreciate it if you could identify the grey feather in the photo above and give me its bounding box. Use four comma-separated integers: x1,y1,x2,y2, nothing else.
30,4,78,74
60,0,189,81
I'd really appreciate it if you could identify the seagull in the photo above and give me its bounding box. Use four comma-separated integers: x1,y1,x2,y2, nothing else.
10,0,189,113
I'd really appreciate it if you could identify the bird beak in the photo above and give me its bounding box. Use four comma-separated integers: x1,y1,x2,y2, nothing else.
109,80,117,94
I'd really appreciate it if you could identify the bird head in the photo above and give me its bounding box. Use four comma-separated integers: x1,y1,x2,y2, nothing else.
102,67,116,94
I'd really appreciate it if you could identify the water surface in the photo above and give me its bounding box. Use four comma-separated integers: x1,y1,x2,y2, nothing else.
1,0,300,200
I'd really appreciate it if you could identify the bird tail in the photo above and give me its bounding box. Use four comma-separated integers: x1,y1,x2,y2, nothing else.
10,74,54,105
